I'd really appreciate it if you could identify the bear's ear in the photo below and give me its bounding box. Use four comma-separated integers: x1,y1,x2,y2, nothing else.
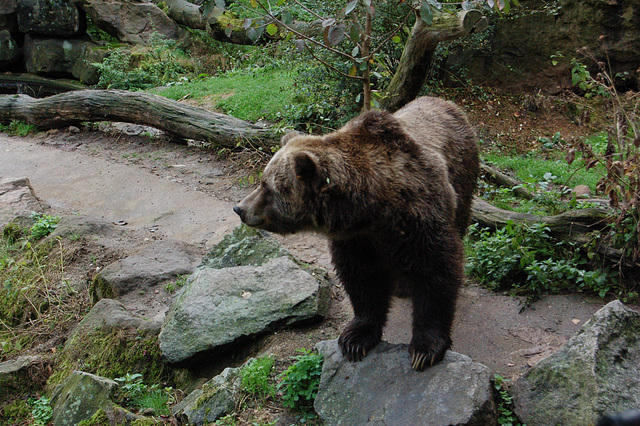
292,151,321,185
280,131,302,146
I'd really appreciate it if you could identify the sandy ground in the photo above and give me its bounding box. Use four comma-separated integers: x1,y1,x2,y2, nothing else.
0,127,608,381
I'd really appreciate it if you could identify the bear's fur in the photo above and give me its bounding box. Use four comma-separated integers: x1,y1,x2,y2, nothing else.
234,96,479,370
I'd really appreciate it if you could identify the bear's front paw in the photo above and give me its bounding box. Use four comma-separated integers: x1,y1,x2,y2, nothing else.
338,318,383,362
409,331,451,371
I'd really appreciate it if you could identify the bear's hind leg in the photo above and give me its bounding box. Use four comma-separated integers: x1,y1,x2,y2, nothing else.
330,237,392,362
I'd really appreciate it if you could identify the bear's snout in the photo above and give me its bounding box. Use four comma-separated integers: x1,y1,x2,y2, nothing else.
233,205,243,218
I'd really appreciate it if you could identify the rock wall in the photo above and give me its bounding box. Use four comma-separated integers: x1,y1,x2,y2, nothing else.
0,0,188,85
441,0,639,92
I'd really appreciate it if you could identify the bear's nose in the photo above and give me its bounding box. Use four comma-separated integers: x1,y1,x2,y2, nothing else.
233,205,243,218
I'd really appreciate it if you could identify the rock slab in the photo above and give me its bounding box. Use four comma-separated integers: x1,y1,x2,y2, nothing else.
92,239,201,299
172,367,242,425
314,340,497,425
513,300,640,426
159,256,330,363
50,371,117,426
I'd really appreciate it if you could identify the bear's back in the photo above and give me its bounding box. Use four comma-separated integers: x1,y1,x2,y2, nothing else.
394,96,479,235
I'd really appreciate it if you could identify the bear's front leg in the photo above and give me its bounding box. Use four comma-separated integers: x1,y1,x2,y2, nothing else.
409,232,463,371
330,237,392,362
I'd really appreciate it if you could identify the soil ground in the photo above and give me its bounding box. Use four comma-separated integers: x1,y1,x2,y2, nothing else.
0,122,609,386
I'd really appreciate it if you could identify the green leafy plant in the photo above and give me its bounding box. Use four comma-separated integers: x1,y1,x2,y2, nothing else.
493,375,522,426
241,356,276,401
114,373,173,416
278,349,323,417
563,50,639,298
0,120,39,137
29,396,53,426
96,33,188,90
29,213,60,240
466,221,612,300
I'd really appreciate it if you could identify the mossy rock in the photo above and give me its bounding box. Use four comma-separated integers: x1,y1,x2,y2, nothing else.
77,408,111,426
0,397,31,425
200,225,293,269
48,300,168,389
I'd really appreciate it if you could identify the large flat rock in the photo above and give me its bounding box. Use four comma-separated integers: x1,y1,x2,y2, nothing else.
314,340,496,425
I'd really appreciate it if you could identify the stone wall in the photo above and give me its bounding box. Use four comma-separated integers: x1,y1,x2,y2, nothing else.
441,0,640,92
0,0,187,85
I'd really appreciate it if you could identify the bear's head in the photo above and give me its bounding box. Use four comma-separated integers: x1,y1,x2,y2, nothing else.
233,134,331,235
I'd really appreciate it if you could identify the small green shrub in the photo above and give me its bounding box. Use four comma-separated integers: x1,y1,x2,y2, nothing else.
114,373,172,416
241,356,276,401
0,120,39,136
29,213,60,240
278,349,323,416
96,33,187,90
466,221,612,299
29,396,53,426
493,375,523,426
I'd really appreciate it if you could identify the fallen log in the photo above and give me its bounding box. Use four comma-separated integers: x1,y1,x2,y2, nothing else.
471,197,640,267
471,197,611,237
0,89,281,150
480,163,534,199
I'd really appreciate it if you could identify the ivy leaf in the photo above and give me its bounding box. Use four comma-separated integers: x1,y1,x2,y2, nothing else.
247,27,259,41
392,35,402,43
281,10,293,25
351,46,359,57
215,0,225,9
243,18,253,29
322,18,336,27
225,23,233,38
427,0,442,10
349,22,360,42
327,23,346,46
295,39,306,52
345,0,358,15
349,64,358,76
277,0,286,5
266,23,278,36
420,0,433,25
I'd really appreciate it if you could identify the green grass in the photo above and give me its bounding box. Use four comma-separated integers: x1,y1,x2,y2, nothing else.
483,153,602,194
149,68,298,123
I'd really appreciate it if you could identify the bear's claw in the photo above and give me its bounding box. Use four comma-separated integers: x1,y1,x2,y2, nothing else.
338,319,382,362
408,334,449,371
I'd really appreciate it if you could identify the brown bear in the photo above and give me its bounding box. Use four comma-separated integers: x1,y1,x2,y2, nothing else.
234,96,479,371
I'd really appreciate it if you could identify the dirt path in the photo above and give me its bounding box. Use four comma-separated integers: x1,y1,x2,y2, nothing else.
0,127,607,380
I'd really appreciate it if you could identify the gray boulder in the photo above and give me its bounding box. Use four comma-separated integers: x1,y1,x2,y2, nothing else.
50,371,118,426
200,225,292,269
23,34,86,76
71,43,109,85
0,177,44,227
513,300,640,426
173,367,242,425
91,239,201,300
16,0,84,37
0,355,48,394
159,256,331,363
80,0,188,45
314,340,497,425
70,298,161,333
0,30,19,69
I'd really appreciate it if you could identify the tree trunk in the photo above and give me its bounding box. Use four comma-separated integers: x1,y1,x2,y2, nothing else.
382,10,488,112
0,90,281,150
480,163,535,200
471,197,611,237
153,0,206,30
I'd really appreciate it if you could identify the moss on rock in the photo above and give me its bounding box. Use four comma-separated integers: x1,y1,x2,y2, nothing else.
49,327,167,389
